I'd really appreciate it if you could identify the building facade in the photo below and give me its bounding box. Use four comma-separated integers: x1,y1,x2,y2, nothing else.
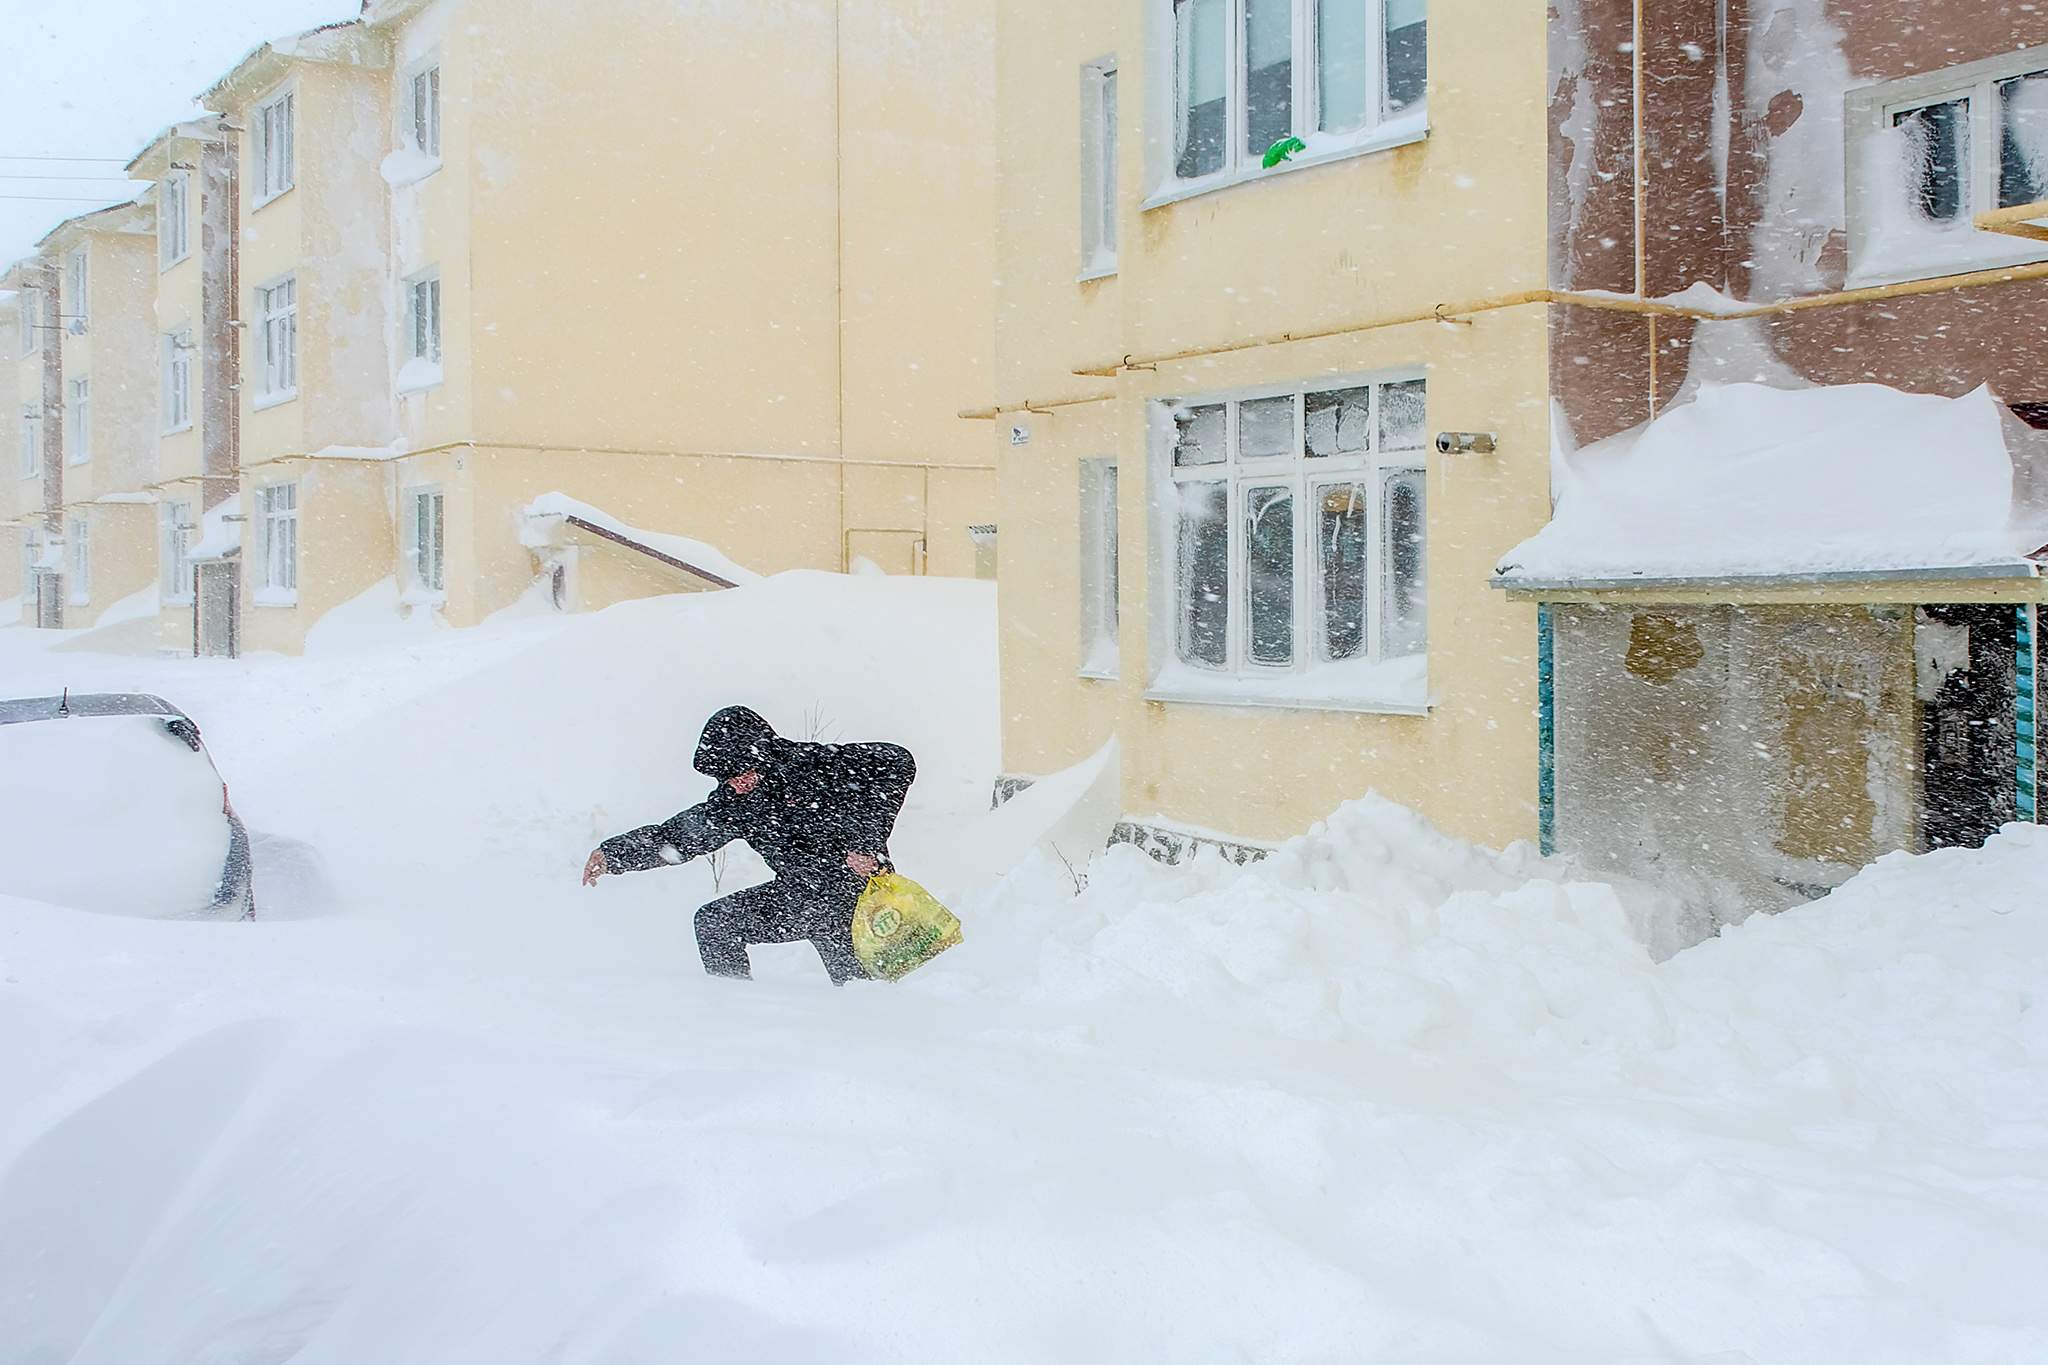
987,0,1553,854
987,0,2048,935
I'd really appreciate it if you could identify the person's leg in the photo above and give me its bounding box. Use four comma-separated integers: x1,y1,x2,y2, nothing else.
693,882,806,980
798,878,871,985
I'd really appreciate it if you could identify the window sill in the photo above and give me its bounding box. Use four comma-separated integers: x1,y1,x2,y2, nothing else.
1142,117,1429,213
163,594,195,607
251,389,299,412
1144,684,1430,717
1076,261,1118,284
159,252,191,274
1078,668,1120,682
252,590,299,608
66,455,90,467
67,598,89,608
251,185,295,213
381,150,444,188
400,587,447,608
162,422,194,437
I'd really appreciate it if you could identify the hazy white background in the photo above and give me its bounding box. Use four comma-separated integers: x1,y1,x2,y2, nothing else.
0,0,355,265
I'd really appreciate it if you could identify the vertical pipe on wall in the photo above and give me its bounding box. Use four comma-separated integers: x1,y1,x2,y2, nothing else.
833,0,848,570
2018,604,2038,822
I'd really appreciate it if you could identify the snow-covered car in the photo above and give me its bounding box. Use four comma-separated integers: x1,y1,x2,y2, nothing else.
0,693,255,919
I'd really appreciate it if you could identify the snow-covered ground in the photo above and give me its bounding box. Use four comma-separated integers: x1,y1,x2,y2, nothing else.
3,575,2047,1363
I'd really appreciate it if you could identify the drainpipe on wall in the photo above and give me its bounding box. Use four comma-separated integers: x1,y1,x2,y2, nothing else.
35,265,64,625
198,120,242,657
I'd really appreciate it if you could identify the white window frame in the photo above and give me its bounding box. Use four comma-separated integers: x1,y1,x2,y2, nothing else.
65,248,88,335
66,516,89,605
18,289,37,355
160,499,195,603
66,376,90,466
1152,372,1429,707
159,172,191,269
1080,57,1121,280
252,87,297,207
1079,458,1121,677
399,268,443,390
163,329,194,433
403,485,447,598
1146,0,1428,208
408,59,443,161
19,407,40,478
1847,50,2048,285
255,275,298,407
255,481,300,604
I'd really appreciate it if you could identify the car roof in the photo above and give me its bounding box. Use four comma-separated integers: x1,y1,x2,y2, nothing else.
0,693,190,726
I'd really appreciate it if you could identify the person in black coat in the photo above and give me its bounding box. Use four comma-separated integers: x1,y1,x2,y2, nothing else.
582,706,916,983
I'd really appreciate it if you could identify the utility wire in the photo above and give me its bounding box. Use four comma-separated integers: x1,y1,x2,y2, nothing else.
0,154,131,163
0,174,142,182
0,193,136,203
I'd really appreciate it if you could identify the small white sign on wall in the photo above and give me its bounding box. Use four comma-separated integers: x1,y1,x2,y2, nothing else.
1009,422,1031,447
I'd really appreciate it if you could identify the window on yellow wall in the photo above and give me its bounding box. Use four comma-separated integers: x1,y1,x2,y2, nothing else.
66,517,89,605
1165,0,1427,194
411,64,442,159
159,173,190,269
253,90,295,204
256,482,299,601
256,276,297,401
66,377,90,466
1080,58,1120,277
163,330,193,433
1079,460,1120,677
65,249,87,335
1158,377,1427,705
405,488,445,596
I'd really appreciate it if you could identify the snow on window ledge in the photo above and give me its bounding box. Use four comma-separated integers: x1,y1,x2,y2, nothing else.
252,389,299,412
1146,655,1430,716
396,358,444,394
251,588,299,608
1077,255,1118,284
1142,113,1428,214
380,148,443,188
399,586,446,609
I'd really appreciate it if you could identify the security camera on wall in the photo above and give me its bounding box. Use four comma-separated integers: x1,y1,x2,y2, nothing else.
1435,431,1498,455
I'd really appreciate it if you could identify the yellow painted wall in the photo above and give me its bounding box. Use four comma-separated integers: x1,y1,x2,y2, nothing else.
992,0,1554,848
63,502,157,628
239,460,397,655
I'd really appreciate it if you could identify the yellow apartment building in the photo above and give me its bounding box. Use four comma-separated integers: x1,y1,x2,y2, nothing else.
177,0,997,654
41,203,163,641
985,0,1552,854
127,118,242,658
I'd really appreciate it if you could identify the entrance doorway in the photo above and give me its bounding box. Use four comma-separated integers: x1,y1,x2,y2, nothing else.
1917,604,2018,850
33,572,60,629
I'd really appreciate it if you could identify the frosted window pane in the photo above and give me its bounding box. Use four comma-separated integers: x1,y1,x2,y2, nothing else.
1245,486,1295,665
1175,0,1228,178
1384,0,1426,116
1305,386,1370,457
1245,0,1293,158
1317,0,1370,133
1239,395,1295,460
1317,482,1368,660
1172,402,1226,466
1894,98,1970,223
1378,379,1426,450
1176,480,1230,667
1381,468,1426,658
1999,71,2048,209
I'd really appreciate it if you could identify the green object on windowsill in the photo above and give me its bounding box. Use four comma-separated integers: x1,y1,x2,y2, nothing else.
1262,135,1308,169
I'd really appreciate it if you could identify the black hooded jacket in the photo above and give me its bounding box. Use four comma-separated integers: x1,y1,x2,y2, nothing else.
598,707,916,884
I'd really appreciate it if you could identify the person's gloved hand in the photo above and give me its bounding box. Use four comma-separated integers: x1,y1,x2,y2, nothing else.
581,849,612,886
844,852,880,878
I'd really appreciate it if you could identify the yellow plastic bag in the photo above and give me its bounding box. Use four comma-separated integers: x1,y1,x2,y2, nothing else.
852,872,962,981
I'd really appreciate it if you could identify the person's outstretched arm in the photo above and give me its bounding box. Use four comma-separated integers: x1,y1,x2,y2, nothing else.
583,795,736,884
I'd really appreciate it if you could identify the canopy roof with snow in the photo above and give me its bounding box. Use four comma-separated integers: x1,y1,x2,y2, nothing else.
1497,383,2048,588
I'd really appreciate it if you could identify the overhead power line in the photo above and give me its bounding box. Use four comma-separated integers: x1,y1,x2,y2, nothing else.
0,193,136,203
0,174,141,182
0,154,132,163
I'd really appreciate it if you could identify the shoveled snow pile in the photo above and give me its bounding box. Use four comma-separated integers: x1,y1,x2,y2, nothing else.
1,573,2046,1362
1500,381,2048,582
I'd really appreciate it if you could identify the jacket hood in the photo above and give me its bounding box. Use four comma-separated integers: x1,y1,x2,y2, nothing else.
694,706,781,779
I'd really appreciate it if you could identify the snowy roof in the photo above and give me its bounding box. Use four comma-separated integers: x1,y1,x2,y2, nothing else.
520,494,758,589
1497,383,2048,587
186,499,243,564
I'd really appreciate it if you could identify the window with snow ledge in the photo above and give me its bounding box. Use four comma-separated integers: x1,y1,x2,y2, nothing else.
254,275,298,407
255,481,299,605
398,268,442,393
1151,375,1428,712
383,57,443,186
403,485,445,601
1846,52,2048,287
158,173,190,269
1147,0,1426,209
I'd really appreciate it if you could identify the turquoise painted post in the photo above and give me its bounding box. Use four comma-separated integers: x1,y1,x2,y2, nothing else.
2019,604,2038,823
1538,603,1556,856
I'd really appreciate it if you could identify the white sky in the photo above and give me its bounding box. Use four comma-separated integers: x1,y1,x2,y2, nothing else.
1,0,358,266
